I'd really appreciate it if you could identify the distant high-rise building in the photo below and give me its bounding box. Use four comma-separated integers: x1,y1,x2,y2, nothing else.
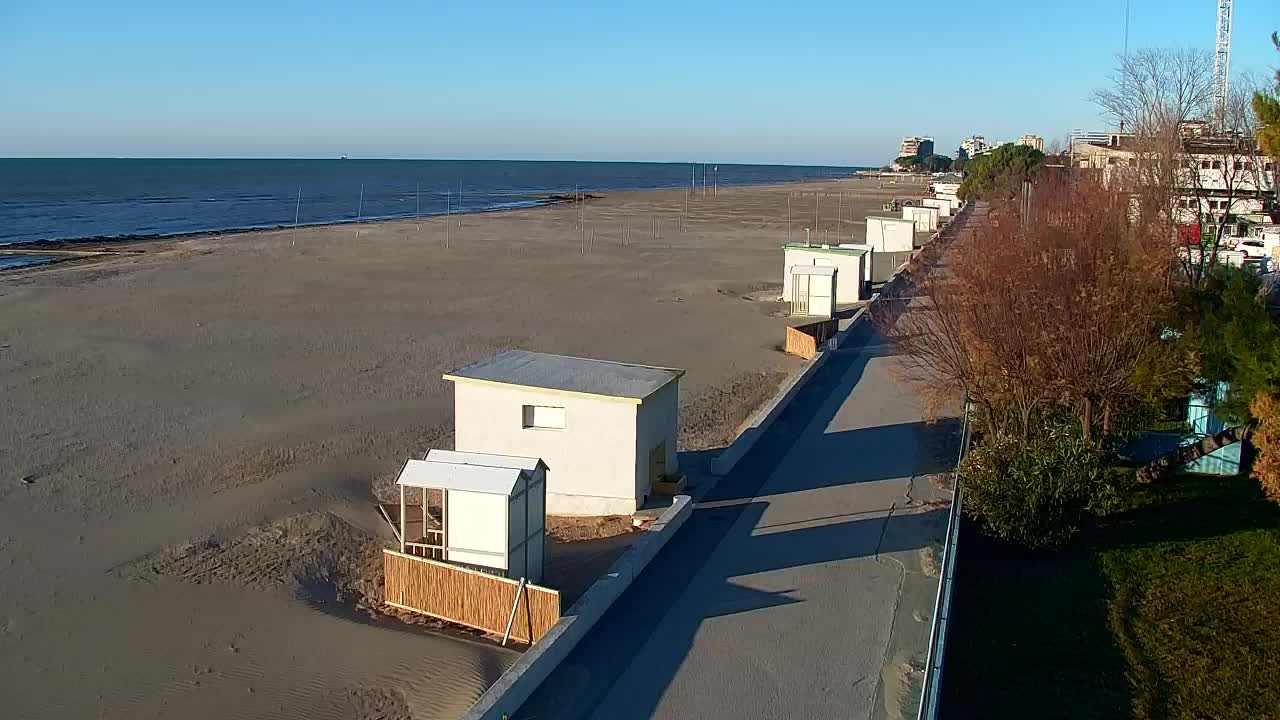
1016,135,1045,151
959,135,988,157
898,136,935,159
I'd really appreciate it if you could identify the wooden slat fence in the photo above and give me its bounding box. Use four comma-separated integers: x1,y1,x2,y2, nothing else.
785,319,839,360
383,549,560,644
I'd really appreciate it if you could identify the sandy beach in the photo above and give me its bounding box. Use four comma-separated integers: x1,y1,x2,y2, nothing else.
0,178,921,720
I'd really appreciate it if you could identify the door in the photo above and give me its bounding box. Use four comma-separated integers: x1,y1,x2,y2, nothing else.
791,273,810,315
649,441,667,486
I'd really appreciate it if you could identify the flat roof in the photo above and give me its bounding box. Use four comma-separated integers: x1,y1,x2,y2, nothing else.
782,243,868,256
396,449,547,494
444,349,684,403
790,264,837,276
866,216,916,224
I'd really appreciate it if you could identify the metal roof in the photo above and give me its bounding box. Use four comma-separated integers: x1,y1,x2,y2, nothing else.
783,243,868,256
396,449,547,495
444,349,684,402
865,216,916,224
790,264,837,276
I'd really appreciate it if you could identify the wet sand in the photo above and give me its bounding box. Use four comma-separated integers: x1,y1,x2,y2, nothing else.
0,178,920,719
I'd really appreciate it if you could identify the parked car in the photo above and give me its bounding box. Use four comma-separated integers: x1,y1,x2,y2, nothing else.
1238,239,1269,259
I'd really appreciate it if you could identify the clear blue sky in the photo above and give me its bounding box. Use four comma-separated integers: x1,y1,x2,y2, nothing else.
1,0,1277,165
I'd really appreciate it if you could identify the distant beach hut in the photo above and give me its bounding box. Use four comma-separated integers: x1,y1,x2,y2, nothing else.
395,449,548,582
921,197,952,218
445,350,683,516
864,216,916,253
782,243,867,303
903,205,940,232
787,265,837,318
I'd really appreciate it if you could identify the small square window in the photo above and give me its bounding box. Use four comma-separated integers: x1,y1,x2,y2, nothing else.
1212,160,1223,170
1201,160,1212,169
522,405,565,430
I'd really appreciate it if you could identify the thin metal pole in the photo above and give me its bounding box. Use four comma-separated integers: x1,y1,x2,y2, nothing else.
399,485,406,554
294,186,302,227
357,183,364,221
713,166,718,197
415,183,420,219
590,228,595,252
815,191,819,233
446,189,451,248
787,194,792,242
457,180,463,226
837,192,843,233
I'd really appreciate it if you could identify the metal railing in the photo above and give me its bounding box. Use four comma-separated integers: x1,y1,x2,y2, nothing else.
917,402,972,720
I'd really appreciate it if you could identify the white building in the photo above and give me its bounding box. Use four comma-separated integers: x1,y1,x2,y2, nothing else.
904,205,940,232
446,351,682,516
930,181,961,196
787,265,837,318
782,243,867,303
864,216,916,253
395,449,548,582
921,197,952,218
1016,135,1045,152
959,135,988,157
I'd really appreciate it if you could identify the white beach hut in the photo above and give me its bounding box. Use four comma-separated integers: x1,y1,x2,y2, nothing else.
921,197,952,218
446,351,683,516
938,193,961,210
788,265,837,318
865,216,916,253
395,449,548,582
903,205,940,232
837,243,875,287
781,243,866,303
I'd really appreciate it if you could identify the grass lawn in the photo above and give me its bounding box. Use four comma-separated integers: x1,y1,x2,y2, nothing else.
940,473,1280,720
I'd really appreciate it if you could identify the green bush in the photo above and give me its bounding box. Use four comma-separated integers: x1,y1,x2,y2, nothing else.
961,427,1122,548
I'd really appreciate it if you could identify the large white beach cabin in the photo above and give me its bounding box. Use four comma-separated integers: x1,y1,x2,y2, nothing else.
903,205,940,232
921,197,952,218
788,265,837,318
446,350,683,516
865,216,915,253
395,449,548,582
781,243,866,304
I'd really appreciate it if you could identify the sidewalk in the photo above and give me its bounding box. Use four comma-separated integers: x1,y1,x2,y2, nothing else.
516,317,958,720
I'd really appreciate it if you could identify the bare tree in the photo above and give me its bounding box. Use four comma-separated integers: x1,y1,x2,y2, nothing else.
883,175,1191,445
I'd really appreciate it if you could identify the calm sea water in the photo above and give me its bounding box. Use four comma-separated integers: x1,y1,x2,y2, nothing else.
1,159,857,249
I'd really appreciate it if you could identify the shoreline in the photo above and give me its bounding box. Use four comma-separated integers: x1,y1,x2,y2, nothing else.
1,173,856,253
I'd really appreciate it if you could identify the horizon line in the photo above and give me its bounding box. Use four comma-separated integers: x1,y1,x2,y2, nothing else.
0,156,875,168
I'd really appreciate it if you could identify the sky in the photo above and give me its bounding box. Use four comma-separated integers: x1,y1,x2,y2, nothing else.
1,0,1277,166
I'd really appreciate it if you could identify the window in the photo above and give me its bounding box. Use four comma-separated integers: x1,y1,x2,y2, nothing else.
1267,162,1275,172
1233,161,1243,171
522,405,565,430
1212,160,1222,170
1107,157,1118,166
1201,160,1212,169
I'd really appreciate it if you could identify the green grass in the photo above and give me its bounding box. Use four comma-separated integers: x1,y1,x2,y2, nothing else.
941,473,1280,720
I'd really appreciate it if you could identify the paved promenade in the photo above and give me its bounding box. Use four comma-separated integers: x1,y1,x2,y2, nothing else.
517,312,958,720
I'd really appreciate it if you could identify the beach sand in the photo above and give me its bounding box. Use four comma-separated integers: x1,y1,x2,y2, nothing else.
0,178,921,719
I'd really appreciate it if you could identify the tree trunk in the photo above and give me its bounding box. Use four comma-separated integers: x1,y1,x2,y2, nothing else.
1136,425,1252,484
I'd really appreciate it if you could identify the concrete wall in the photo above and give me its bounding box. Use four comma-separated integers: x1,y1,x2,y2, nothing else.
453,382,640,515
633,380,680,499
783,247,862,303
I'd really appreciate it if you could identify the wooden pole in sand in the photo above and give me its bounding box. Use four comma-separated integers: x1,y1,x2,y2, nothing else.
787,194,792,242
446,189,451,249
399,484,406,553
837,191,843,233
457,180,463,226
415,183,420,220
684,186,689,230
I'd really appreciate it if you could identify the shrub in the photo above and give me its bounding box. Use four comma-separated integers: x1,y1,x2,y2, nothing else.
1250,393,1280,501
960,427,1121,548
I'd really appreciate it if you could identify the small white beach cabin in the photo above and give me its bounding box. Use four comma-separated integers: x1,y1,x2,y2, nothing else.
865,216,916,253
921,197,952,218
837,243,875,286
781,243,866,303
938,193,961,210
395,449,548,582
903,205,940,232
446,350,683,516
788,265,837,318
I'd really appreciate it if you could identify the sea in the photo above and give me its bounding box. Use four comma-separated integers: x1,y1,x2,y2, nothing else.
0,159,858,269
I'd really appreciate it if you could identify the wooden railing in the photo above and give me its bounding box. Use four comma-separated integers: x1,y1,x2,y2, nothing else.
383,549,560,644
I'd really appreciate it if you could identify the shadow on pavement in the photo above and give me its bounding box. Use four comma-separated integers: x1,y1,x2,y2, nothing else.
516,313,948,720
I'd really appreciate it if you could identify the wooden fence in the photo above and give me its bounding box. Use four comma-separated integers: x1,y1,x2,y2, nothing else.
382,549,560,644
785,319,839,360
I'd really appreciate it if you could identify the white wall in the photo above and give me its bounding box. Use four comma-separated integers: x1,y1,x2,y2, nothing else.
633,380,680,501
447,490,509,571
453,382,640,515
921,197,952,217
866,218,915,253
783,247,863,303
837,244,874,287
904,206,938,231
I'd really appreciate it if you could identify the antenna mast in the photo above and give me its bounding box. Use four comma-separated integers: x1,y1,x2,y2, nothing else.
1212,0,1233,128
